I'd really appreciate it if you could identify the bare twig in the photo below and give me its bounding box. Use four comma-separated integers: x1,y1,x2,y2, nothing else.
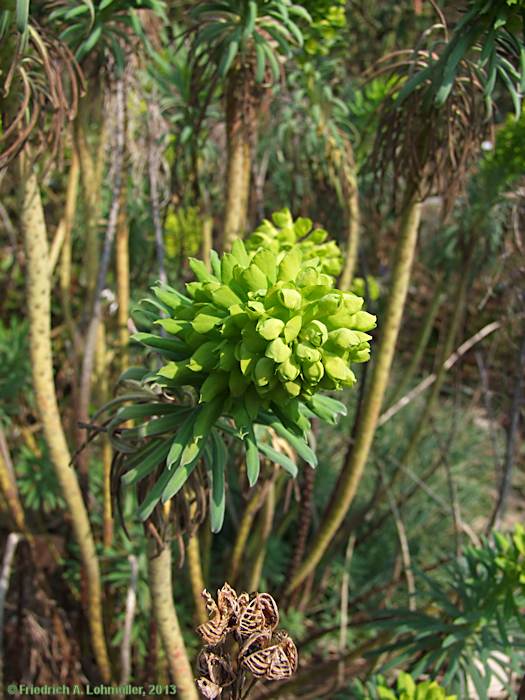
378,320,502,427
489,327,525,530
380,465,416,611
475,349,502,467
120,554,139,687
0,533,22,699
337,532,356,687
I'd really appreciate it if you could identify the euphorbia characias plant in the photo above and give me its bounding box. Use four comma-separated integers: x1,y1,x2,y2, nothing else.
105,212,375,533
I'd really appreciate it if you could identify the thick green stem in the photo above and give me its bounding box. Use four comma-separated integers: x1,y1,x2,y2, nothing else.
147,540,198,700
19,158,112,681
286,196,422,593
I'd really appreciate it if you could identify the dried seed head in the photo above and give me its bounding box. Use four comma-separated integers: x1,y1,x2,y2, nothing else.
0,27,82,170
239,629,298,680
195,584,298,694
197,583,247,646
237,592,280,640
370,51,487,214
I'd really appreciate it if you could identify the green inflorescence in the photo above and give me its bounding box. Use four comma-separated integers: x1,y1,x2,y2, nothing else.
245,208,343,277
136,229,374,419
118,212,374,526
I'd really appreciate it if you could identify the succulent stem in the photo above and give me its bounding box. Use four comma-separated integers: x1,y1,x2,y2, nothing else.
286,194,422,593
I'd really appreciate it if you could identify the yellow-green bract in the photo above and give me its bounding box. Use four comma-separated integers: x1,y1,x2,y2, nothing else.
245,208,343,277
135,232,375,421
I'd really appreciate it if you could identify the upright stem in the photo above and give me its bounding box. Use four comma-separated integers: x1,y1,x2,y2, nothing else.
338,154,360,291
229,484,269,585
286,466,315,592
120,554,138,686
247,482,275,592
286,196,422,593
76,99,100,305
59,147,82,355
116,176,130,373
49,151,80,275
19,157,112,681
186,534,207,624
147,540,198,700
222,71,251,251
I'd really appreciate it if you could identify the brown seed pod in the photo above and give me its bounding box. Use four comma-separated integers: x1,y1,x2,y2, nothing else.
197,583,246,646
237,592,280,640
196,678,222,699
196,649,235,688
240,629,298,680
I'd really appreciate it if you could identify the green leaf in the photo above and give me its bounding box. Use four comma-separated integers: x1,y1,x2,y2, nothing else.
278,248,302,281
243,0,257,42
132,332,188,356
192,313,224,334
207,432,227,532
153,285,191,310
160,452,201,503
284,315,302,343
265,337,292,363
255,40,266,82
125,410,191,439
136,465,175,521
117,366,150,383
15,0,28,33
200,371,229,403
435,27,481,105
76,23,103,62
166,411,199,469
259,414,317,467
257,441,298,478
262,41,280,81
121,440,171,486
210,250,222,279
244,426,260,486
219,37,239,76
189,257,218,283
